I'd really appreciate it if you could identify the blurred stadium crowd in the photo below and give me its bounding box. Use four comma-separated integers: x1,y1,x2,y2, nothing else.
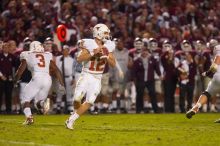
0,0,220,114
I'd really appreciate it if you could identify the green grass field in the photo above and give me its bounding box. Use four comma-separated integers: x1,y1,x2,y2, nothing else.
0,114,219,146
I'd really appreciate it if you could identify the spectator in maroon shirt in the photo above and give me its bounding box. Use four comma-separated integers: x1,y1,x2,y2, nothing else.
132,47,162,113
161,40,178,113
175,40,197,113
0,42,16,113
8,40,22,113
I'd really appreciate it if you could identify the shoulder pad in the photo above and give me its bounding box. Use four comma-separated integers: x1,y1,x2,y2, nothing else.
20,51,28,60
104,40,115,52
81,39,97,52
81,39,93,48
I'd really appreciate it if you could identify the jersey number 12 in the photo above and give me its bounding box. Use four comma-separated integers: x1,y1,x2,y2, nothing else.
89,58,106,71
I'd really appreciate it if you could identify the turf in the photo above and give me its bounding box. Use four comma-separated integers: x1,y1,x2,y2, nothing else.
0,114,219,146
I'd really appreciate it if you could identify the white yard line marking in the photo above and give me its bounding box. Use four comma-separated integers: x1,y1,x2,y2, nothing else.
0,139,59,146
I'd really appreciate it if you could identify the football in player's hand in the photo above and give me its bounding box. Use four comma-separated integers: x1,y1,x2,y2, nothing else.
94,52,103,58
102,47,109,56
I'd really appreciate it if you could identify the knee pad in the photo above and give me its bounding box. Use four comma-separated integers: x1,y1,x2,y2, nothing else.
202,91,211,99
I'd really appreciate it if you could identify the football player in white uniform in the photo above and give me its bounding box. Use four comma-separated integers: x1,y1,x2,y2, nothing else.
14,41,65,125
186,44,220,123
65,24,116,129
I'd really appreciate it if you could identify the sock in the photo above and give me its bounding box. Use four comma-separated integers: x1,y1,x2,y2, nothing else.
196,102,202,108
23,107,32,117
69,112,79,122
192,102,202,112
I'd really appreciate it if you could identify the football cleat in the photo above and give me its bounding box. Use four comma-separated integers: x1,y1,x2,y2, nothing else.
23,116,34,125
35,99,50,115
43,98,50,115
186,109,196,119
214,119,220,123
65,119,74,130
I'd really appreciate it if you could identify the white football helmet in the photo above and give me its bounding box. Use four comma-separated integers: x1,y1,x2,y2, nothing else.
208,39,218,50
93,23,110,42
213,45,220,56
30,41,44,52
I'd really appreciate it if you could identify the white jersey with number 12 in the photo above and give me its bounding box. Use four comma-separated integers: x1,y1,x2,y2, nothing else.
80,39,115,74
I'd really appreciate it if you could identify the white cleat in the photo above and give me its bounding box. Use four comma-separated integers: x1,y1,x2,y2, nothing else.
214,118,220,123
23,116,34,125
65,119,74,130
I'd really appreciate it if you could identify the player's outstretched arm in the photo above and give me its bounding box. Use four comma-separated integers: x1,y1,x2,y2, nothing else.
14,59,27,83
49,60,64,86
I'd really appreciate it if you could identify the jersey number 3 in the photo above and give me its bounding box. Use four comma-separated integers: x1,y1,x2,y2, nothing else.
36,54,45,67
